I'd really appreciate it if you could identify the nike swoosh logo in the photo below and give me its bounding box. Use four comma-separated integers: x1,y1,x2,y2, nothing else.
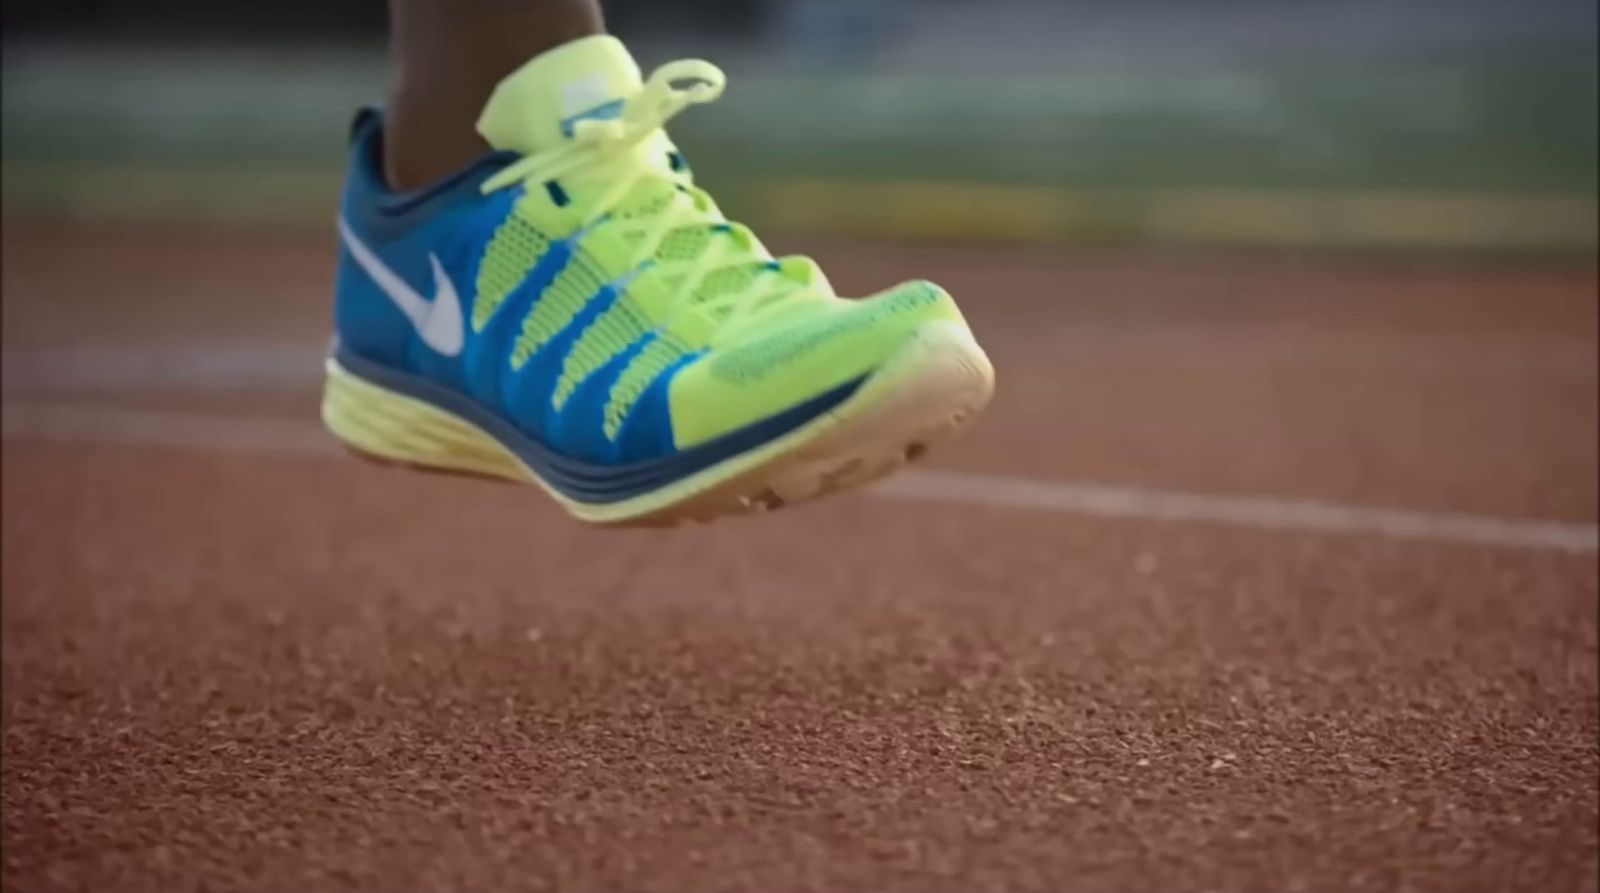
337,217,465,356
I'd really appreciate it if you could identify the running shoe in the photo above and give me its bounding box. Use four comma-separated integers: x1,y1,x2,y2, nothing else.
323,35,994,524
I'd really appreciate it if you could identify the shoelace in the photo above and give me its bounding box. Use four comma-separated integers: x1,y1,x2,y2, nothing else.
480,59,821,336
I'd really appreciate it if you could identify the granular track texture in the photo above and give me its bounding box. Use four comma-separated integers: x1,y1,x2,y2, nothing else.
3,225,1596,892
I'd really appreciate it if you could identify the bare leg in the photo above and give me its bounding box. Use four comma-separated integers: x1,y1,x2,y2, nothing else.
384,0,606,189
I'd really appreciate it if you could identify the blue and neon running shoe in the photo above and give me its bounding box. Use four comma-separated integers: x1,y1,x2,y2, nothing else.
323,36,994,525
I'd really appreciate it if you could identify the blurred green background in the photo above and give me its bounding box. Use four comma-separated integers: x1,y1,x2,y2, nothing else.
3,0,1596,251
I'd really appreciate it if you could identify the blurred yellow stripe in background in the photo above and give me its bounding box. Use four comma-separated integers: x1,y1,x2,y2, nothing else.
5,160,1595,254
719,178,1596,252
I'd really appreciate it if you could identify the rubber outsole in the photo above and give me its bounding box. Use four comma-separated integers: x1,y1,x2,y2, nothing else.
321,321,995,526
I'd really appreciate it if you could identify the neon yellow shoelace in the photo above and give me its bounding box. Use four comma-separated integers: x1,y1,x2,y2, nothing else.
480,60,820,335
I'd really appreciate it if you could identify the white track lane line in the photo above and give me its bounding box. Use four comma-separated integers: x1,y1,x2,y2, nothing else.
3,402,1594,553
878,471,1597,553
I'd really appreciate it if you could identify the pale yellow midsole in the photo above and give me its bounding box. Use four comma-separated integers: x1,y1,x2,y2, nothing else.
320,347,923,523
321,358,532,483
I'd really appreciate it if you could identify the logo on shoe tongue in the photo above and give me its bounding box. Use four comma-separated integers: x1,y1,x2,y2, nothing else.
560,73,625,137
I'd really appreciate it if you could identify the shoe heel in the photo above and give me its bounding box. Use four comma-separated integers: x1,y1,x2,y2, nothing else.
320,357,528,481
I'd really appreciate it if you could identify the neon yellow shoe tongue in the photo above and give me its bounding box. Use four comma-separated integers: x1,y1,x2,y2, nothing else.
475,35,643,154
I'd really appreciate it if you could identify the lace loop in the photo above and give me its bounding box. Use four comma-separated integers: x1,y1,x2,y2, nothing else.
481,60,725,197
480,60,813,338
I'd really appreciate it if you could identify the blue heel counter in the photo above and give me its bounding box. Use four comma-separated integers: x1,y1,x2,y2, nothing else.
333,110,415,369
332,107,520,375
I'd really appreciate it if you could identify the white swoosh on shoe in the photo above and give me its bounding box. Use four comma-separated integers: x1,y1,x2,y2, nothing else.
337,217,465,357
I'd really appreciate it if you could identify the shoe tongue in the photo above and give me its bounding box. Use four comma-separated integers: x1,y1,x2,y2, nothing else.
476,35,642,155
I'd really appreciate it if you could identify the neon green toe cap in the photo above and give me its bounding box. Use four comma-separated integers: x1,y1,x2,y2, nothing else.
666,280,968,449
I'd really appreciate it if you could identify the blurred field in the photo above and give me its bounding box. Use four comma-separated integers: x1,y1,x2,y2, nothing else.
3,0,1597,249
2,1,1598,890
